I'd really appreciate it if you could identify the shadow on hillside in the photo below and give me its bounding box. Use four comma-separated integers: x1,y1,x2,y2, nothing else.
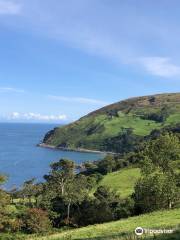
144,231,180,240
72,232,137,240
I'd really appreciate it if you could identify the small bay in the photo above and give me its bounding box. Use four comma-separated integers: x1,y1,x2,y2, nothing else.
0,123,103,189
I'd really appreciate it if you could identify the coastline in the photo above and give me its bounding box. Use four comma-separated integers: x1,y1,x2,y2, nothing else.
38,143,114,155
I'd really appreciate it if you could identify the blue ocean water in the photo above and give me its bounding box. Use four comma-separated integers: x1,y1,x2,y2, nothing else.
0,123,103,189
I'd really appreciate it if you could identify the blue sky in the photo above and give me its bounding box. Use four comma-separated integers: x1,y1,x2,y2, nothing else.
0,0,180,123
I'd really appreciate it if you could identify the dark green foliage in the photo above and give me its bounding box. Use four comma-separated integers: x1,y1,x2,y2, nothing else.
106,109,119,118
82,154,130,176
141,133,180,174
0,176,11,232
133,133,180,214
75,186,133,226
75,186,117,225
103,128,141,153
97,154,130,174
44,159,75,196
147,123,180,140
86,173,103,188
39,159,89,227
85,123,105,136
97,155,117,174
114,198,134,219
15,179,44,208
133,173,179,213
141,106,171,123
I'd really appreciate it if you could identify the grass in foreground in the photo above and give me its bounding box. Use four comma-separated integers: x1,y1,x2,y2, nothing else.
27,208,180,240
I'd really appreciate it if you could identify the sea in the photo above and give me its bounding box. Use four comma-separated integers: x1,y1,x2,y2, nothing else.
0,123,103,189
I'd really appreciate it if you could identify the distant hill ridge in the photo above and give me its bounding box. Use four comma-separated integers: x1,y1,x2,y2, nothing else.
86,92,180,116
43,92,180,153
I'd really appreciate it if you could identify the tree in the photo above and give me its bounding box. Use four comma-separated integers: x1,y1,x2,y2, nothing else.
0,175,10,231
141,133,180,174
114,198,134,219
133,133,180,214
141,106,170,123
97,155,116,174
21,178,37,204
76,186,122,226
44,159,75,196
133,173,179,213
41,159,89,226
104,128,140,154
63,175,89,225
22,208,51,234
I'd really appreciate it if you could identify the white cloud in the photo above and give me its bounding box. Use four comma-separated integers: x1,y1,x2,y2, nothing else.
0,87,25,93
138,57,180,77
6,112,67,122
0,0,21,15
11,112,20,118
48,95,108,106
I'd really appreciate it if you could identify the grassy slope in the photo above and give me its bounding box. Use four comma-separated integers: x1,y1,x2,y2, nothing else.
29,208,180,240
99,168,140,198
43,93,180,151
43,112,163,148
99,160,180,198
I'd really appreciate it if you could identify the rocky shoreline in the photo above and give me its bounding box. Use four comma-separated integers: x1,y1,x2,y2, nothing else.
38,143,114,155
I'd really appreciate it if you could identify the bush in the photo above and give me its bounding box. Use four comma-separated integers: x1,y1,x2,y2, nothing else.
22,208,51,234
141,106,170,123
0,189,11,232
114,198,134,219
3,218,23,233
133,173,179,214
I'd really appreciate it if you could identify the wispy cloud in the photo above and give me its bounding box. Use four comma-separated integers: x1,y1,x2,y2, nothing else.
0,0,21,15
48,95,108,106
1,1,180,80
6,112,67,122
19,1,180,80
137,57,180,77
0,87,25,93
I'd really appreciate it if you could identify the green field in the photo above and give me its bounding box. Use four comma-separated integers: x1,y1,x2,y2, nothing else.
98,161,180,198
27,208,180,240
99,167,141,198
43,113,162,148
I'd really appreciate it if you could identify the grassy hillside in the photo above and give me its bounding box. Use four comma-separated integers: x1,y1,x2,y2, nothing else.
98,161,180,198
43,93,180,153
28,208,180,240
99,168,140,198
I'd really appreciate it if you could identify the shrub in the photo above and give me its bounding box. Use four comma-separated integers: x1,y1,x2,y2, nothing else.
3,218,23,233
0,189,11,232
22,208,51,234
133,173,179,214
114,198,134,219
